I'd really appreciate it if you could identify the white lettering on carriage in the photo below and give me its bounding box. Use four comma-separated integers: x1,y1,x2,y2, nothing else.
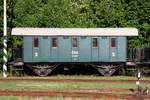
112,52,115,57
72,51,79,58
35,52,38,57
72,55,78,57
72,51,79,55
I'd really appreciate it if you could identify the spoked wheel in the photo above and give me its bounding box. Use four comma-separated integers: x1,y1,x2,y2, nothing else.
31,64,58,76
90,64,117,76
34,68,52,77
97,67,116,76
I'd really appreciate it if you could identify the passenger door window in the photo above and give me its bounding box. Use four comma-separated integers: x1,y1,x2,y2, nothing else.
92,38,98,48
72,37,78,48
33,37,39,48
52,37,58,47
111,38,116,47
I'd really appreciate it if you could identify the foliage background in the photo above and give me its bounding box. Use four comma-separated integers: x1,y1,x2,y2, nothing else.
0,0,150,68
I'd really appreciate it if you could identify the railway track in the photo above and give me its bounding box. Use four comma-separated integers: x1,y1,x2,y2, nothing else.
0,78,149,99
0,91,149,100
0,78,150,83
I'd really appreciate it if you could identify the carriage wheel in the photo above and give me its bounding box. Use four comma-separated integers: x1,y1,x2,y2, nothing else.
34,68,52,77
97,66,116,76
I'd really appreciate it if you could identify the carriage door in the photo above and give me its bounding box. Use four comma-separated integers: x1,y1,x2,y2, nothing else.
51,37,58,62
71,37,79,62
110,37,117,61
40,37,50,61
99,37,109,61
91,37,99,61
59,36,71,62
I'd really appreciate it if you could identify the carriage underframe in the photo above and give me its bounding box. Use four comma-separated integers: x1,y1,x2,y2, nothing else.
23,62,125,76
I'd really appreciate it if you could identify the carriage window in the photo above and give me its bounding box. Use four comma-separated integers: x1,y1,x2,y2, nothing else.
34,37,39,48
92,38,98,47
63,36,69,39
81,36,86,39
102,36,107,39
52,38,58,47
72,37,78,47
111,38,116,47
43,36,48,39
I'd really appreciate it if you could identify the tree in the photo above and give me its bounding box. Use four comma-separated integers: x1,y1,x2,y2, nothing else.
4,0,150,48
0,0,150,67
125,0,150,47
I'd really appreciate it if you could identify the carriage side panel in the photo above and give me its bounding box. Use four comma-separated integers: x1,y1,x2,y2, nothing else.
79,37,91,62
117,37,127,62
59,37,71,62
23,36,33,62
99,37,110,61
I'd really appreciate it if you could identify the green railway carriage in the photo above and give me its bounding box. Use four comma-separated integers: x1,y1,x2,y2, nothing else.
12,28,138,76
23,36,126,62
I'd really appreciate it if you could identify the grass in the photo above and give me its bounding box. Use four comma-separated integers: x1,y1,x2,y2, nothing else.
43,75,150,80
0,96,18,100
0,96,126,100
0,96,125,100
0,80,149,92
0,76,148,100
1,75,150,80
0,75,149,92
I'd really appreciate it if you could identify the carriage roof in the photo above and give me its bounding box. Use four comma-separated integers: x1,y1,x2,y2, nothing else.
12,28,138,36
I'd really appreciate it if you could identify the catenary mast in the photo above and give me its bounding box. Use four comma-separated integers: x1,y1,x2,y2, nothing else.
3,0,7,77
